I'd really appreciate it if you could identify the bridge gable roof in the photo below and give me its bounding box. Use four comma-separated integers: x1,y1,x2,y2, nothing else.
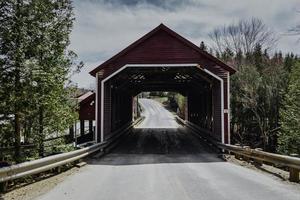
89,24,236,77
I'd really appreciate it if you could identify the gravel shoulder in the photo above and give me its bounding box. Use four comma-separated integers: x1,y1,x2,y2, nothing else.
1,166,86,200
224,154,300,187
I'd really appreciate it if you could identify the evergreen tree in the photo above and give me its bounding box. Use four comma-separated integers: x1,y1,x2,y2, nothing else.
27,0,79,156
253,43,263,71
278,62,300,155
263,49,269,59
0,0,80,161
284,53,296,72
0,0,31,160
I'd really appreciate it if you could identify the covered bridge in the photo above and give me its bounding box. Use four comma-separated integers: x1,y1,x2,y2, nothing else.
89,24,236,144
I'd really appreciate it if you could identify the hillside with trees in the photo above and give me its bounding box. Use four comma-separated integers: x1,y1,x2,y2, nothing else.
208,18,300,154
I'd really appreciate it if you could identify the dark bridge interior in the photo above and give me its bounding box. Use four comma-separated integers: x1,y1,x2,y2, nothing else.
103,66,222,141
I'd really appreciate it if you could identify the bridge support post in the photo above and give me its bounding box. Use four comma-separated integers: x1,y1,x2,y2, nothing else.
89,120,93,134
242,146,250,162
233,144,241,160
80,120,85,136
55,166,62,174
253,148,263,167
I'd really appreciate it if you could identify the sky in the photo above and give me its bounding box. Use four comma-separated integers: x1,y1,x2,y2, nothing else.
69,0,300,89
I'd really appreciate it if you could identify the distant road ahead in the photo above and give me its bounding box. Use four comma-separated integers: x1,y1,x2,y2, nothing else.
137,98,180,128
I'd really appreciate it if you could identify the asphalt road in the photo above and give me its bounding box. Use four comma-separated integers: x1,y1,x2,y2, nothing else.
38,99,300,200
138,98,180,128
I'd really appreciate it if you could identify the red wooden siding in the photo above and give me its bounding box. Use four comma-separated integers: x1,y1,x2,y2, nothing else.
79,93,95,121
91,24,236,144
103,80,112,137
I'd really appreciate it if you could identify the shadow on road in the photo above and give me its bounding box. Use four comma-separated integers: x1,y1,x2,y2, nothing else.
87,128,223,166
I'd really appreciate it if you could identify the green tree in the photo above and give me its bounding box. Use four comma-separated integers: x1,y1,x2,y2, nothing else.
0,0,80,162
0,0,31,160
278,62,300,155
253,43,263,71
284,53,297,72
209,18,293,152
26,0,79,156
230,57,287,150
230,65,262,145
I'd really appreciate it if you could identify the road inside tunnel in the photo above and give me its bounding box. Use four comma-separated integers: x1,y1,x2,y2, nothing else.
114,98,213,154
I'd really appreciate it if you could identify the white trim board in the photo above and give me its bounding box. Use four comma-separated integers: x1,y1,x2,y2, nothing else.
98,63,225,144
203,69,225,144
227,72,230,144
95,73,99,143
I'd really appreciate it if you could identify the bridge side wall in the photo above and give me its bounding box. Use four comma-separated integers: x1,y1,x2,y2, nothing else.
187,88,213,134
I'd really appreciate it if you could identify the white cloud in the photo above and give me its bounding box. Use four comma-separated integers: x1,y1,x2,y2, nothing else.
70,0,300,88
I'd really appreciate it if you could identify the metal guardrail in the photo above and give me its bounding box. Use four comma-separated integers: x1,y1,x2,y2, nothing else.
0,118,144,189
0,142,105,183
176,116,300,183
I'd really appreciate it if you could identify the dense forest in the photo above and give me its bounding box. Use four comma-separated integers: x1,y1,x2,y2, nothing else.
205,18,300,155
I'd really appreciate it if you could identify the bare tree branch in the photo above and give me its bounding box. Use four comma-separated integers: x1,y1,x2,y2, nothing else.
209,18,278,55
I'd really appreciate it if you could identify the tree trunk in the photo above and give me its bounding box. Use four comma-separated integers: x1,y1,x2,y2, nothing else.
13,0,23,163
14,64,21,162
14,112,21,162
38,107,44,157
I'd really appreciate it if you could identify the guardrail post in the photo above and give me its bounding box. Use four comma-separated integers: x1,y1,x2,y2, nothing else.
234,144,241,160
0,181,8,193
242,146,250,162
289,154,299,182
253,148,263,166
56,166,62,174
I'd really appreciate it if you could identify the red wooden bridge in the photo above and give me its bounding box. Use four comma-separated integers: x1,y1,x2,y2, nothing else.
89,23,235,145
